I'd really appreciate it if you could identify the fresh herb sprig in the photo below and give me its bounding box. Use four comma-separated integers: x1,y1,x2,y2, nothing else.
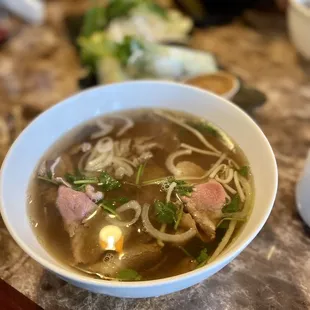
117,268,142,281
222,194,241,213
163,177,194,197
196,248,209,268
154,200,178,225
187,121,218,137
65,172,121,192
238,166,249,177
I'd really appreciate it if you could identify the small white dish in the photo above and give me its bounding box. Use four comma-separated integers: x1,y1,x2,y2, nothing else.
0,81,278,297
288,0,310,60
296,150,310,225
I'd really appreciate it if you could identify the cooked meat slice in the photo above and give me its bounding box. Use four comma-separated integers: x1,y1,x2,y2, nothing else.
56,186,97,237
88,243,162,278
175,161,205,177
179,212,196,231
182,180,226,242
71,224,103,265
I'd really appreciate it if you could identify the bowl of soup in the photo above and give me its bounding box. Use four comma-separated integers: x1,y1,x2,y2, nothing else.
0,81,277,297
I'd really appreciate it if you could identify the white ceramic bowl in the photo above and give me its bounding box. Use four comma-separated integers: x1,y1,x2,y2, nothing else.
0,81,278,298
288,0,310,60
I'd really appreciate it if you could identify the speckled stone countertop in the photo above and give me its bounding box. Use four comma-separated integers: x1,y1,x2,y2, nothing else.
1,9,310,310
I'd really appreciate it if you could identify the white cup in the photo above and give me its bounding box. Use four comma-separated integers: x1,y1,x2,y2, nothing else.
288,0,310,60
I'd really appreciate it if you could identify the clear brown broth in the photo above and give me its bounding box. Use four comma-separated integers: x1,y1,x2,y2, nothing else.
28,109,252,280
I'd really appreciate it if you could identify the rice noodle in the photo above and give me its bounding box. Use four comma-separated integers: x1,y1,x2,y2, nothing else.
228,159,240,169
113,115,134,137
166,182,177,203
176,153,227,181
180,143,220,157
78,151,91,172
223,176,252,218
233,171,245,202
224,191,232,204
222,183,237,195
154,110,220,154
165,149,192,176
208,220,237,263
54,177,72,188
215,168,234,184
50,157,61,177
106,200,141,227
209,164,226,179
91,120,114,139
141,204,196,243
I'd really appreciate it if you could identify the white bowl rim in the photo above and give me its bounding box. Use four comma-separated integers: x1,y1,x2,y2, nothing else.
0,80,278,289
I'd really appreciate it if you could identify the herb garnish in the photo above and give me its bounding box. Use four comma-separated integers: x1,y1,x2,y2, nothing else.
135,162,146,185
154,200,177,225
238,166,249,177
222,195,241,213
187,121,218,137
65,172,121,192
163,177,194,197
196,248,209,268
117,268,142,281
98,197,129,219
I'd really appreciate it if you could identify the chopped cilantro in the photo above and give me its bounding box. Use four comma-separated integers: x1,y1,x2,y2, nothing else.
196,248,209,268
154,200,177,225
65,172,121,192
222,195,241,213
117,268,142,281
165,177,194,197
187,121,218,137
98,172,121,191
238,166,249,177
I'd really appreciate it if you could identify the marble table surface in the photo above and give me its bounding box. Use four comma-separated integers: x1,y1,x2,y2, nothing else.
1,8,310,310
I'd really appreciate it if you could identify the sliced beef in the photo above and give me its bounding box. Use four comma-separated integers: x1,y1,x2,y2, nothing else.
71,225,103,265
175,161,205,177
182,180,226,242
87,242,162,278
56,186,97,237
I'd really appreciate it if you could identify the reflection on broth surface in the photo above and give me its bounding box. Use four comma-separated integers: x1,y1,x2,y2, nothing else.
28,109,253,281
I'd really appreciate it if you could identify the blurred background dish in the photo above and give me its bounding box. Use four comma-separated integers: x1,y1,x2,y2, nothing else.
184,71,240,100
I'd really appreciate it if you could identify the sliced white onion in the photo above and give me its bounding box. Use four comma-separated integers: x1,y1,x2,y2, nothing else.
106,200,141,227
85,185,104,202
165,149,192,176
95,137,113,153
54,177,72,188
91,120,114,140
141,204,196,243
166,182,177,203
113,115,134,137
154,110,220,154
113,157,134,176
50,156,61,177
